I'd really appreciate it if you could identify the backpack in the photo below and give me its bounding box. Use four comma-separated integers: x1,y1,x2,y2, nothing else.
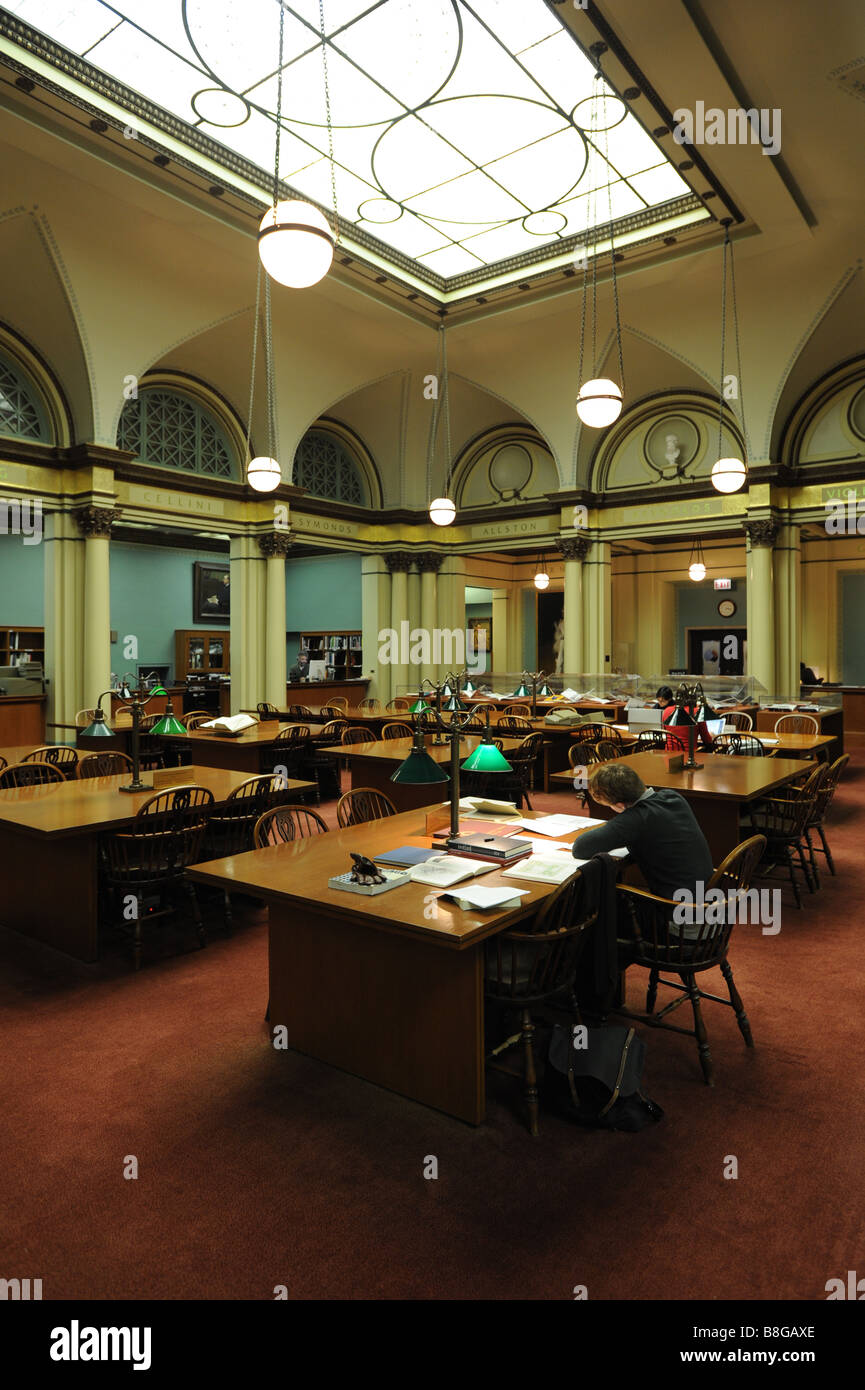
542,1022,664,1131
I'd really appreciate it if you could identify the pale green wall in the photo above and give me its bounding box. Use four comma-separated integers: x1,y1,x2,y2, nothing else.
286,552,363,665
0,531,44,624
110,540,228,679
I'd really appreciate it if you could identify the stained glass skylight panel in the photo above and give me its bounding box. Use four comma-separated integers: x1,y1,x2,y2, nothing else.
0,0,709,289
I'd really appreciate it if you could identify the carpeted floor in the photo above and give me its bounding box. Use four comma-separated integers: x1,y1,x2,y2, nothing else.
2,759,864,1301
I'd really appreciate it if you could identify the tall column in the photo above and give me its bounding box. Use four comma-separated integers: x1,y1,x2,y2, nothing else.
491,590,508,678
230,532,266,714
744,519,778,692
582,538,611,673
76,506,114,709
557,535,590,676
362,554,392,705
44,509,86,730
386,552,412,703
774,521,801,697
258,531,290,709
417,553,442,683
436,554,466,681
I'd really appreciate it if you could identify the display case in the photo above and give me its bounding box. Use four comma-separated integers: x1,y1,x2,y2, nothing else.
174,629,230,678
632,674,768,708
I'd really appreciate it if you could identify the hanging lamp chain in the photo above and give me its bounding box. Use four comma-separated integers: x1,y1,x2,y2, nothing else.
319,0,339,242
600,64,625,394
245,261,264,462
264,271,278,463
441,323,453,496
728,230,748,463
272,0,286,211
718,223,729,459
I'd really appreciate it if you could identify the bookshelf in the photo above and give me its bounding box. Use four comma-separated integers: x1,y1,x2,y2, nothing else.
300,630,363,678
0,625,44,668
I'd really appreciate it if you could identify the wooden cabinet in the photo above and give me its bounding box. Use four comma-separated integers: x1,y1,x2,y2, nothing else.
174,630,230,678
0,625,44,668
301,630,362,678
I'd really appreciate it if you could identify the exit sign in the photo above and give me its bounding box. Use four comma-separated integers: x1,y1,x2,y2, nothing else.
714,578,732,590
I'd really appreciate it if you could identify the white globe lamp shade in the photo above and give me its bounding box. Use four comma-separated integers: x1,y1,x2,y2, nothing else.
688,561,707,582
534,570,550,590
429,497,456,526
576,378,623,428
712,456,747,494
258,199,334,289
247,455,281,493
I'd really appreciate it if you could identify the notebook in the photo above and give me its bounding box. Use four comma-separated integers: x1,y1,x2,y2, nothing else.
440,885,530,911
501,854,579,885
373,846,441,868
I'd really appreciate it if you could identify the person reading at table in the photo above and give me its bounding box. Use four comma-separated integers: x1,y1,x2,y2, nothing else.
573,762,714,902
656,686,715,754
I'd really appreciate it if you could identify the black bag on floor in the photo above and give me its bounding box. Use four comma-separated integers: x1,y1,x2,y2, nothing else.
542,1023,664,1131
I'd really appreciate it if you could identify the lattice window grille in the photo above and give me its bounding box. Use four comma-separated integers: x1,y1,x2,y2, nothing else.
0,357,47,440
293,430,365,504
118,389,234,478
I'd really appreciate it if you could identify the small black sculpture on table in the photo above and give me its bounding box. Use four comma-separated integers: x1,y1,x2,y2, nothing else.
349,852,386,886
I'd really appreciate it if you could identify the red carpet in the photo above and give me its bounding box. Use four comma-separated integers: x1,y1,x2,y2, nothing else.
2,760,864,1300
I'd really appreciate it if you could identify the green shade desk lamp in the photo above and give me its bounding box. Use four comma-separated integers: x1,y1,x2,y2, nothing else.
391,678,511,840
81,678,181,792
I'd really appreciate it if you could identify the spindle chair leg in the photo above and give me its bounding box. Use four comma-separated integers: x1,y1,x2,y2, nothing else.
720,960,753,1047
646,967,659,1015
817,823,835,875
683,973,713,1085
520,1008,540,1137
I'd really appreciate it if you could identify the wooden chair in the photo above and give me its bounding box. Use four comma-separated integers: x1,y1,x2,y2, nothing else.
726,710,753,731
503,703,531,716
341,726,376,746
100,785,214,969
359,698,382,713
184,714,213,730
497,715,533,732
635,729,666,751
135,713,167,771
803,754,848,878
746,764,827,906
261,725,310,780
382,722,412,740
616,835,766,1084
318,704,345,720
286,704,314,720
22,746,78,778
495,732,545,810
774,713,819,736
77,751,134,779
485,872,597,1135
301,720,347,802
471,702,496,715
254,804,329,847
0,755,6,774
183,709,213,725
336,787,397,828
0,761,65,788
386,698,410,712
595,740,624,762
570,723,611,744
713,733,767,757
202,775,297,926
257,701,280,720
74,708,99,728
327,697,349,711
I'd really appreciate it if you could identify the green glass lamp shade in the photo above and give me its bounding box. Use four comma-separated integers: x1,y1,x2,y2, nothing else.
391,745,449,785
667,704,696,727
514,683,530,698
150,709,187,736
80,710,115,738
409,696,430,713
695,699,720,722
538,683,553,697
463,679,476,696
149,685,167,697
461,741,512,772
442,683,452,697
443,694,465,712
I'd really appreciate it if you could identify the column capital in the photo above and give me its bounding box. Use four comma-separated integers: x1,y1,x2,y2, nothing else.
415,553,444,573
743,519,780,548
556,534,591,562
385,551,413,574
75,505,117,538
258,531,292,558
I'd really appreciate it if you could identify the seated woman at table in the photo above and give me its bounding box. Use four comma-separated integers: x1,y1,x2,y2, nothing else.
656,685,715,754
573,762,714,905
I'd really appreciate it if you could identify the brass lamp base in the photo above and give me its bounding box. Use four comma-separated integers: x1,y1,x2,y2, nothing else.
119,780,153,793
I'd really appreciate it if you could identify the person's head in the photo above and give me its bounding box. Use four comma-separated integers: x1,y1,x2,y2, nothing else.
298,652,308,665
656,685,674,705
589,762,646,814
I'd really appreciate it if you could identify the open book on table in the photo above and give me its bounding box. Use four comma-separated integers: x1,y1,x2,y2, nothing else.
408,856,499,888
201,713,258,735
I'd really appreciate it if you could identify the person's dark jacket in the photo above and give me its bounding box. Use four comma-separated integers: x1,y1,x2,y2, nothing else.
573,787,714,900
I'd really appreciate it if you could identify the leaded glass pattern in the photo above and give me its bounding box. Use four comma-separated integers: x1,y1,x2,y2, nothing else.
0,356,47,440
118,389,234,478
293,430,366,505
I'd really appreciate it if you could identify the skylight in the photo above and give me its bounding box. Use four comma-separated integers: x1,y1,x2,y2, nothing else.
0,0,709,292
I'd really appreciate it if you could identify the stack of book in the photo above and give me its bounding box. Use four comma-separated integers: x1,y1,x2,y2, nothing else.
444,831,532,865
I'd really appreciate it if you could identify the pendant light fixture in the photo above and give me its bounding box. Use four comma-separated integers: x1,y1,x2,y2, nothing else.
711,220,748,494
245,262,281,492
258,0,336,289
688,535,707,582
575,53,625,429
533,555,550,590
427,320,456,526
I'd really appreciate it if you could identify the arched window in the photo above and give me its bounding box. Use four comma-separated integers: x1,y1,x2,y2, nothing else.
0,353,49,441
118,388,236,478
293,428,367,504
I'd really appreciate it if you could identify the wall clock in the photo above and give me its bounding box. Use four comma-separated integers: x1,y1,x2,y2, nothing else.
718,599,737,618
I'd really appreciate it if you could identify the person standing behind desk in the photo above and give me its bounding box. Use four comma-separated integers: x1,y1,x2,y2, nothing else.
289,651,309,683
655,684,715,754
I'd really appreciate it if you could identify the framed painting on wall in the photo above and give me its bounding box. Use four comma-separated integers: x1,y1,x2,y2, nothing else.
193,562,230,622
